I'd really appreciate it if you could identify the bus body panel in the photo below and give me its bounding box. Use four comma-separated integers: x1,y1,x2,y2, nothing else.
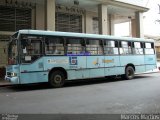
119,55,146,73
75,56,89,79
67,56,89,80
15,55,157,84
19,58,47,84
144,55,157,71
20,71,48,84
43,56,89,80
104,56,122,76
87,56,105,78
44,56,69,70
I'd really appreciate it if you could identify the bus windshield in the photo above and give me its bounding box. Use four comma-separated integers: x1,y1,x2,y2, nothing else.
8,34,18,65
20,35,43,63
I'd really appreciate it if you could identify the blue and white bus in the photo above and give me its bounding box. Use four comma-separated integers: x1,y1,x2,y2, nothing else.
5,30,157,87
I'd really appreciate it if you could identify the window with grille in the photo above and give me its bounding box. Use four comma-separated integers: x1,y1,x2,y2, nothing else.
92,17,99,34
0,5,31,31
56,12,82,33
0,35,10,41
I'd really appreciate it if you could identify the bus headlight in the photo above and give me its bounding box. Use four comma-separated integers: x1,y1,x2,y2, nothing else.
11,72,17,77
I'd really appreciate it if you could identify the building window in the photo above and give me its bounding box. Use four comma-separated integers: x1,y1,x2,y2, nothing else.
0,5,31,31
92,17,99,34
55,12,82,33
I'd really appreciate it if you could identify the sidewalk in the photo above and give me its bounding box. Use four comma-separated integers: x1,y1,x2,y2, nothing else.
0,78,12,87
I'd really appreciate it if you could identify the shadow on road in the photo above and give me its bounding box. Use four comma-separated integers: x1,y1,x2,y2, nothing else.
1,74,152,92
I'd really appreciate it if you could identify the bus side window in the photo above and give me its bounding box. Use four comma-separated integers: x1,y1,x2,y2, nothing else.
86,39,103,55
45,37,64,55
104,40,119,55
145,42,154,54
66,38,84,55
119,41,132,55
133,42,144,55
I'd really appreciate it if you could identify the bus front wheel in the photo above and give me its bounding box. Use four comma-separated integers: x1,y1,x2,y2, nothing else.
49,70,65,88
123,66,135,80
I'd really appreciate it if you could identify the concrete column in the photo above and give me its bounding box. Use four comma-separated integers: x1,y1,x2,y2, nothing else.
36,2,45,30
108,14,115,35
31,7,36,29
84,11,93,34
131,19,136,37
98,4,108,35
135,12,144,38
82,14,85,33
45,0,55,31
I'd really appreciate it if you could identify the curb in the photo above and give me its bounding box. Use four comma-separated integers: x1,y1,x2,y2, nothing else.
0,84,12,87
0,80,12,87
0,81,13,87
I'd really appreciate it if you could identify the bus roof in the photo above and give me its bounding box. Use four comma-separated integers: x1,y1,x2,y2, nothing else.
17,29,154,42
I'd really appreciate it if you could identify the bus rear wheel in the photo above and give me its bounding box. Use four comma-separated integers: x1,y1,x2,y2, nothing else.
123,66,135,80
49,70,65,88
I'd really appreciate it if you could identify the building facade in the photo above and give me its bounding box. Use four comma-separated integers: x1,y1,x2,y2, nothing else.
0,0,149,67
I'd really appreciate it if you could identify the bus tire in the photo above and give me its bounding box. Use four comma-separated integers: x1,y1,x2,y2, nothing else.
123,66,135,80
49,70,65,88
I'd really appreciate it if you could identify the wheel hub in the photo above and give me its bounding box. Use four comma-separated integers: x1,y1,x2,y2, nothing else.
54,75,62,84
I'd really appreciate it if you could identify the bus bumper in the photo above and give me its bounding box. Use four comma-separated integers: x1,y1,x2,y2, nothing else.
5,76,19,84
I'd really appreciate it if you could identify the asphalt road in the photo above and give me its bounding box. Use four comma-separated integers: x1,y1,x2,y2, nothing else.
0,73,160,114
